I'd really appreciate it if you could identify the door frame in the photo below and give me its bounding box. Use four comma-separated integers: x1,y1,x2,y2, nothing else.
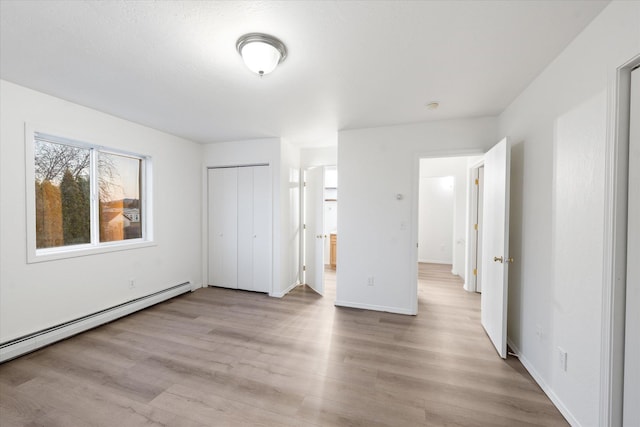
301,166,325,294
202,163,273,295
465,159,485,292
410,149,484,314
601,53,640,426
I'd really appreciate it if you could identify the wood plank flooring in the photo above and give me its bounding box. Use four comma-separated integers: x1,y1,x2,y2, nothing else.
0,263,568,426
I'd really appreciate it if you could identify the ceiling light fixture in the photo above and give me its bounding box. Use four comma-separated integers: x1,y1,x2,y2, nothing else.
236,33,288,76
425,101,440,110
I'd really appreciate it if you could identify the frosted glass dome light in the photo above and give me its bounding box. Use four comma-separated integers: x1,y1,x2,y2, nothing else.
236,33,288,76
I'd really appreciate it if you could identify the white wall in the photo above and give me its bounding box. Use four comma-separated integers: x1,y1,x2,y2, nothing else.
499,2,640,425
337,117,498,314
201,137,300,297
300,146,337,169
0,80,203,342
418,176,454,264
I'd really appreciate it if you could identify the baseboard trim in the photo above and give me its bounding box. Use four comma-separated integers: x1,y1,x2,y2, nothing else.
418,259,452,264
270,281,300,298
334,300,416,315
507,339,579,426
0,282,191,363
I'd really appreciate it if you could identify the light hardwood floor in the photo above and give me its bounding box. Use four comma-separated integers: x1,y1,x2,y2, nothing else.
0,264,567,426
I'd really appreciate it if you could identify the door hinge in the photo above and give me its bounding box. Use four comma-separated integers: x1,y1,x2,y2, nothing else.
303,265,306,271
304,182,307,187
303,224,306,229
473,268,477,276
475,178,479,186
474,223,478,231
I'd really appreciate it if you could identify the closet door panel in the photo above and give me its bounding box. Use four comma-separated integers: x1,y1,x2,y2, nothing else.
237,167,254,291
252,165,271,293
208,168,238,289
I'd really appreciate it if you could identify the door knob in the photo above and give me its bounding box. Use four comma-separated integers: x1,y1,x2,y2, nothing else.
494,256,503,263
506,257,514,263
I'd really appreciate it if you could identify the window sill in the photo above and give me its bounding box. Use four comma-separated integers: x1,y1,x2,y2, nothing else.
28,240,157,264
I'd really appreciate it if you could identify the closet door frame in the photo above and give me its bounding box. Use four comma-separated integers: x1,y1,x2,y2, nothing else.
205,164,272,294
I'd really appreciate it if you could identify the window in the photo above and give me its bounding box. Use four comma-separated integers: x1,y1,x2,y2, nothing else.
29,131,152,261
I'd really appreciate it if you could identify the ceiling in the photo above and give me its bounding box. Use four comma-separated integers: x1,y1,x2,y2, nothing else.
0,1,608,147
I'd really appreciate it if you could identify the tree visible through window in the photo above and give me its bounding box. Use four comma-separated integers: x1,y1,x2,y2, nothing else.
33,133,146,251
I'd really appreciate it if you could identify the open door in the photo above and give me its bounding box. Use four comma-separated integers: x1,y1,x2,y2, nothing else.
303,167,325,295
481,138,511,358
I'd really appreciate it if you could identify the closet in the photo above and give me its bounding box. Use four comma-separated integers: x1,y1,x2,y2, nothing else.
207,165,271,293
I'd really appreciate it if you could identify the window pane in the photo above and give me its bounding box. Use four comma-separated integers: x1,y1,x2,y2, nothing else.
34,140,91,248
98,152,142,242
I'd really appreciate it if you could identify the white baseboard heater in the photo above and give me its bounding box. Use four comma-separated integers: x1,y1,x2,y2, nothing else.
0,282,191,363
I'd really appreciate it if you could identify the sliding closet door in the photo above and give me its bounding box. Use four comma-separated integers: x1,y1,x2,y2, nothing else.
208,168,238,289
252,165,271,293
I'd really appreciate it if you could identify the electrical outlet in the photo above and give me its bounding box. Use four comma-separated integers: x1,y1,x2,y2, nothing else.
558,347,567,371
367,276,374,286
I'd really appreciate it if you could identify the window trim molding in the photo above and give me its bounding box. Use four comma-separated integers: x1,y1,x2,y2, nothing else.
25,123,155,264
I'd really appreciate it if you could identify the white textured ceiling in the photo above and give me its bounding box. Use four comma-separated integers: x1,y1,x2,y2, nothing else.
0,1,608,146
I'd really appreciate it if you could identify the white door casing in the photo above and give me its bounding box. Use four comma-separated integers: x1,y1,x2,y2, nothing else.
304,167,325,295
623,66,640,426
477,166,485,293
480,138,511,359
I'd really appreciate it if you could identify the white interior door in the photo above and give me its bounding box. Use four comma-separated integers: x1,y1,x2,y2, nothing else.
208,168,238,289
304,167,325,295
480,138,511,359
623,66,640,426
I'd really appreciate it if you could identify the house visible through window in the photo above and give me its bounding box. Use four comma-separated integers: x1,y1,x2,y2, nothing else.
98,152,142,242
33,132,148,254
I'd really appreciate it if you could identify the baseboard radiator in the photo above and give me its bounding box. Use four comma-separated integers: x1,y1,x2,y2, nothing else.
0,282,191,363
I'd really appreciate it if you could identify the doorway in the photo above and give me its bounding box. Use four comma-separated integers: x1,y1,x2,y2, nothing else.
468,163,485,293
418,156,482,291
416,138,511,359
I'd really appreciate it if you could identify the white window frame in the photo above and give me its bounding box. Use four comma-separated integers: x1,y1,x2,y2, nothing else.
25,124,155,263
